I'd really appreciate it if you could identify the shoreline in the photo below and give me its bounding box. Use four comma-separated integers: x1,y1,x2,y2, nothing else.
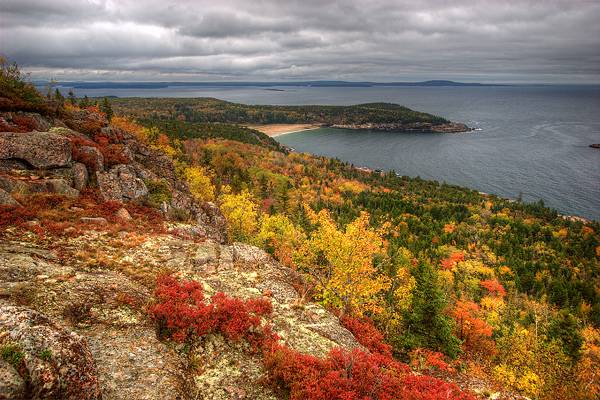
246,124,322,137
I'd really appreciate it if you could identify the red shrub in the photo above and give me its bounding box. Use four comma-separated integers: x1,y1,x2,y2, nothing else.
99,143,130,168
441,251,464,270
340,316,392,357
211,291,272,346
148,274,476,400
69,135,102,171
409,348,454,373
398,375,475,400
147,274,273,345
0,205,37,229
479,279,506,297
264,344,473,400
148,274,214,342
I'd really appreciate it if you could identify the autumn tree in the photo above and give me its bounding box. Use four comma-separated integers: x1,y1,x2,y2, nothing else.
254,214,304,268
185,166,215,203
219,189,259,241
451,300,495,358
293,207,390,317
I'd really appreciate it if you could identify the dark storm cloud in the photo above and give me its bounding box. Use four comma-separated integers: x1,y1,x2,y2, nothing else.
1,0,599,82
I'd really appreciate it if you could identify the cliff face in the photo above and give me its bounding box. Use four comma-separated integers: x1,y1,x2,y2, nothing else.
0,109,227,242
0,108,362,399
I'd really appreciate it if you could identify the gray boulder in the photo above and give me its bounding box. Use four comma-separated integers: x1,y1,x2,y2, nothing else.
0,188,20,206
0,358,26,399
27,179,79,197
0,132,72,169
71,163,88,191
0,305,102,399
96,164,148,202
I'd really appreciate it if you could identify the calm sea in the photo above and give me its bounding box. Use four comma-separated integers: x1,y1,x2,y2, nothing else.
66,85,600,220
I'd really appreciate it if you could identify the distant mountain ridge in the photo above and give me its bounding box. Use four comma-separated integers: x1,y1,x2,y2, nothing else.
34,79,507,90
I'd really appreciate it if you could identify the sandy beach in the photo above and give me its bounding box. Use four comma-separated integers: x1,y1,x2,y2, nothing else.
246,124,322,137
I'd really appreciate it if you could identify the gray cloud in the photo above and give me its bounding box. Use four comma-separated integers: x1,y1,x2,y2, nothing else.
1,0,599,82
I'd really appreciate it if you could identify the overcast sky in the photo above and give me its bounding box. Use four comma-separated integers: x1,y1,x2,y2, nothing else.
1,0,599,83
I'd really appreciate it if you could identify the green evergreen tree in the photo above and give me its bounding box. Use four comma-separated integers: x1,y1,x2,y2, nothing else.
79,95,90,108
54,88,64,105
399,262,461,358
547,310,583,361
67,89,76,105
100,97,113,121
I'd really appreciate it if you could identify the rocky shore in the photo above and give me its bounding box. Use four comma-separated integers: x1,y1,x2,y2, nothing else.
330,121,472,133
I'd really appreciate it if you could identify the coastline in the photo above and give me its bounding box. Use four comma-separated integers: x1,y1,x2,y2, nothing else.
246,124,322,137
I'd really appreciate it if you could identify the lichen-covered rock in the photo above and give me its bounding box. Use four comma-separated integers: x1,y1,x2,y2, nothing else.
0,159,30,171
71,163,88,191
96,164,148,202
77,146,104,172
0,112,52,133
0,132,72,169
0,305,102,400
27,178,79,197
0,188,19,206
199,202,228,243
0,176,78,198
232,243,272,264
63,109,108,136
0,176,29,195
0,358,26,400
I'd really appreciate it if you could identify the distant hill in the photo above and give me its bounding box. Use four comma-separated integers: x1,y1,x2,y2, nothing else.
35,80,506,90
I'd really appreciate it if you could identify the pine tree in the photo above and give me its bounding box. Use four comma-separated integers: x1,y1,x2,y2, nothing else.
399,261,461,358
67,89,76,105
100,97,113,121
547,310,583,361
79,95,90,108
54,88,64,105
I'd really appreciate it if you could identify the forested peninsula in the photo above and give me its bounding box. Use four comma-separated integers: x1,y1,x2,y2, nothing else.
111,97,472,133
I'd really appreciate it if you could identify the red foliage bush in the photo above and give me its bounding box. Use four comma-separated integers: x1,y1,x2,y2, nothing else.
11,114,40,131
148,274,214,342
340,316,392,358
264,344,474,400
441,251,465,270
148,274,273,345
100,143,131,168
398,375,475,400
409,348,454,373
479,279,506,297
69,135,103,171
69,132,131,172
0,204,37,229
1,190,165,239
148,274,476,400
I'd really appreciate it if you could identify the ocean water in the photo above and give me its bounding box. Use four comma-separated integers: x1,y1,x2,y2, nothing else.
67,84,600,220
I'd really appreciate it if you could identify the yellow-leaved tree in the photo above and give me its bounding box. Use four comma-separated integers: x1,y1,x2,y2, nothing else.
294,206,390,316
254,214,305,268
185,166,215,202
219,188,258,241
